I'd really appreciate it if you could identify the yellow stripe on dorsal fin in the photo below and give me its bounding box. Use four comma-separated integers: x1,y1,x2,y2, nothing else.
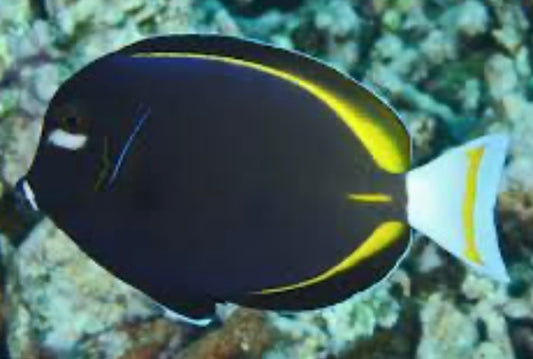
347,193,392,202
254,221,406,295
131,52,409,174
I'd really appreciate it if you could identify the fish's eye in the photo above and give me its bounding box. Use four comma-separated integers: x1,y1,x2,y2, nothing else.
65,116,78,128
60,115,86,132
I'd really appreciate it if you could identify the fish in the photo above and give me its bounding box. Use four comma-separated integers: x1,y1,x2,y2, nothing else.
15,34,510,326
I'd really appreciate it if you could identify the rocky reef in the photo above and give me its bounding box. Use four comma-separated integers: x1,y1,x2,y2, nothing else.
1,0,533,358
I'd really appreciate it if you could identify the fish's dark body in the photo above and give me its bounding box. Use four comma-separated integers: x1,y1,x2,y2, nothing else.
26,36,410,317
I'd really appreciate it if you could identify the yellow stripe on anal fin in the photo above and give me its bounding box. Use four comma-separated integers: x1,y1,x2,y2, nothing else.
132,52,409,174
348,193,392,202
463,147,484,264
255,221,406,295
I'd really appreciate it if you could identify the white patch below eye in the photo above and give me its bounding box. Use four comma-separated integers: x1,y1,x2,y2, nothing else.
47,129,88,150
22,180,39,211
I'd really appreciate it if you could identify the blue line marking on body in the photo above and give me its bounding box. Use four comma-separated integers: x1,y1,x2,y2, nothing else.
107,106,151,187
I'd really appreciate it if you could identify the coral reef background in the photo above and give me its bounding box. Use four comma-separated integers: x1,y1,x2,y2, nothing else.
0,0,532,358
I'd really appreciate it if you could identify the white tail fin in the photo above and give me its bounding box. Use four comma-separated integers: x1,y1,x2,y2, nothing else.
406,134,510,282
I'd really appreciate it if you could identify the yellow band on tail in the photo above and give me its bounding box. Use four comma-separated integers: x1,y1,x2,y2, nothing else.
406,134,509,281
463,147,484,264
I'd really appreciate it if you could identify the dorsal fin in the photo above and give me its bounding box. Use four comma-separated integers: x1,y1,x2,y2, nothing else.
119,34,411,174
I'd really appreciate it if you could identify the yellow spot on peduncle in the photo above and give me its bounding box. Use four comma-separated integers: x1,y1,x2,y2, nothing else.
132,52,408,173
348,193,392,202
463,147,484,264
255,221,406,295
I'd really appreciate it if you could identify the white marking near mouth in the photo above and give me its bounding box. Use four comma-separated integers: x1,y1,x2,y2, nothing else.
22,180,39,211
47,129,88,150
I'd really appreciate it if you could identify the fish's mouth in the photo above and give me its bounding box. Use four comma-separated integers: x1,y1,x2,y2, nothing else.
15,179,40,211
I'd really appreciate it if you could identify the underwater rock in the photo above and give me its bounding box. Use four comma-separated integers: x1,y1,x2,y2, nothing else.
176,309,274,359
402,112,438,161
417,293,479,359
493,27,523,54
510,323,533,359
5,219,166,357
313,0,360,38
292,0,362,70
71,317,190,359
401,85,457,125
420,30,457,66
514,46,531,80
0,5,51,187
482,49,533,173
382,9,402,32
0,1,32,33
0,234,9,358
461,274,515,359
460,78,482,113
0,116,41,186
372,33,404,62
484,54,519,102
263,283,401,359
499,191,533,255
505,103,533,185
235,0,362,71
31,64,60,104
47,0,191,45
489,2,529,54
473,342,509,359
401,4,431,34
450,0,489,38
415,242,444,274
212,7,242,36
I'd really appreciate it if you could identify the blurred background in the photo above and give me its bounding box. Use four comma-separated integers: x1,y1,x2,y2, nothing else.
0,0,532,358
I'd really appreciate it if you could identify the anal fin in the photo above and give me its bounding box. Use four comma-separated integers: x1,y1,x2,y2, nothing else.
159,294,216,327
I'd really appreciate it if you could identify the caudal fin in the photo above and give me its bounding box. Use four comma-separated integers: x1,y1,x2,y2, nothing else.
406,134,510,282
